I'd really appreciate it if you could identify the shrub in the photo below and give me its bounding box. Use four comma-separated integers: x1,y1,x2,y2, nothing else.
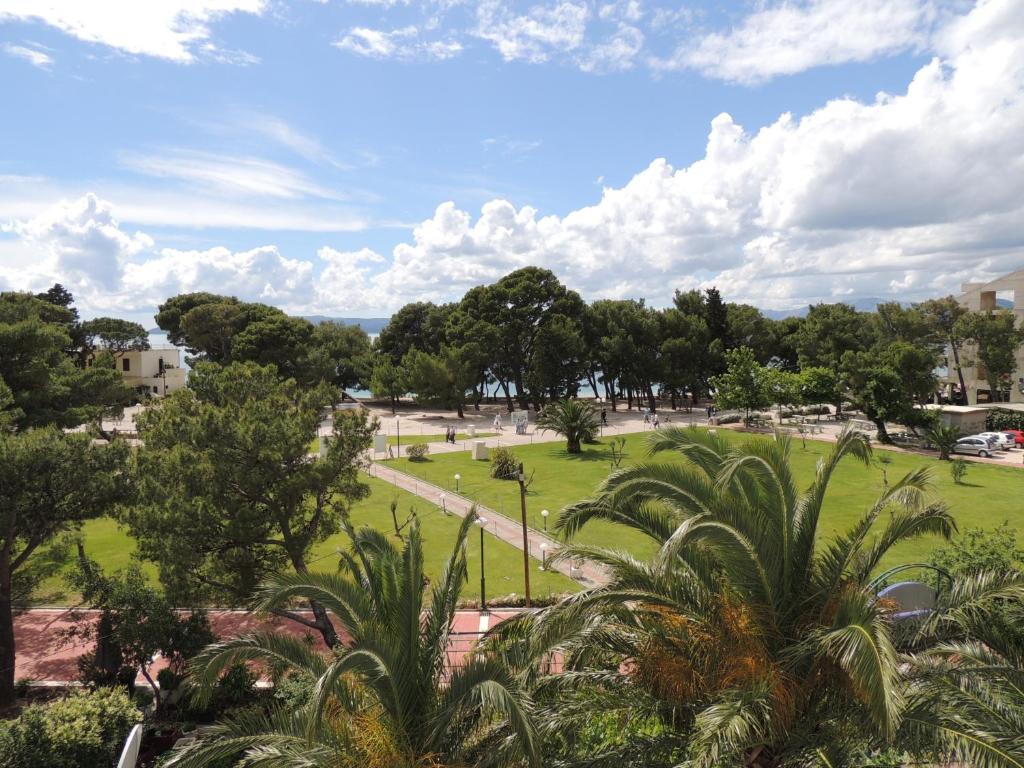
931,523,1024,576
406,442,430,461
950,458,968,485
489,446,519,480
986,408,1024,431
928,424,961,460
0,687,142,768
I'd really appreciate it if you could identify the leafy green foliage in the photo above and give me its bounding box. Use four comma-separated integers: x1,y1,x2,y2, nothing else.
536,399,599,453
490,446,520,480
167,514,539,768
368,356,406,413
928,423,961,460
123,362,375,646
710,346,770,417
955,310,1024,402
0,688,141,768
405,442,429,461
950,458,968,485
931,523,1024,576
986,408,1024,431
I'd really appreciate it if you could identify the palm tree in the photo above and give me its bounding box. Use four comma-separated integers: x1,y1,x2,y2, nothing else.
902,570,1024,767
536,399,599,454
166,513,539,768
927,423,961,460
489,427,954,767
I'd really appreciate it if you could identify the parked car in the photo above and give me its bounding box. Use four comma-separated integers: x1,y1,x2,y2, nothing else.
978,431,1015,449
1003,429,1024,446
953,437,994,457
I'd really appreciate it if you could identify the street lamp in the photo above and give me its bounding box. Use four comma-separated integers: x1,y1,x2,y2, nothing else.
539,542,548,570
475,516,488,611
454,473,461,493
395,416,401,455
439,493,447,515
541,508,549,532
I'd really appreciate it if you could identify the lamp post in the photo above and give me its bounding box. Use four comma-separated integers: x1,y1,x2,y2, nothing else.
454,473,461,493
516,462,532,607
395,416,400,455
539,542,548,571
475,516,488,611
541,508,549,532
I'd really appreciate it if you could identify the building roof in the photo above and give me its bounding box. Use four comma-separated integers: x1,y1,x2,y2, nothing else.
920,404,989,414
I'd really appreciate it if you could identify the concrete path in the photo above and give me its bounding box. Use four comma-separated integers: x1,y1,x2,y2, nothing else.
367,461,610,589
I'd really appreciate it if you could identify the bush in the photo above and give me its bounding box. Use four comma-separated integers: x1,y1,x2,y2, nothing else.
986,408,1024,431
0,687,142,768
931,523,1024,576
489,446,519,480
406,442,430,461
950,458,968,485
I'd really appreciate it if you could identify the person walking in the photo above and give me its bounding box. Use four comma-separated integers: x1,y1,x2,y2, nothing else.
493,413,502,431
601,408,608,426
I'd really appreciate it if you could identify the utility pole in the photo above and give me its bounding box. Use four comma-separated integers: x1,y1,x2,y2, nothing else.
517,462,532,608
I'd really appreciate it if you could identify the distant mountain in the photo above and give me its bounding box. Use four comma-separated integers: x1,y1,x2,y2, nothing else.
758,296,1010,320
302,316,389,333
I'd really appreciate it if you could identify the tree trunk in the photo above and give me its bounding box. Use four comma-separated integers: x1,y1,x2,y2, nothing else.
588,371,599,399
567,437,581,454
456,401,465,419
290,553,341,648
500,380,514,412
950,340,968,404
646,384,657,413
0,558,15,709
606,380,617,412
873,418,892,444
626,387,633,410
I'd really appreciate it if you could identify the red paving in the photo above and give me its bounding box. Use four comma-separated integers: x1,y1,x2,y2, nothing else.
15,608,523,686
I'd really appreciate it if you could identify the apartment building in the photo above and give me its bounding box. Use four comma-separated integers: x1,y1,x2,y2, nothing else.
89,346,188,396
942,269,1024,405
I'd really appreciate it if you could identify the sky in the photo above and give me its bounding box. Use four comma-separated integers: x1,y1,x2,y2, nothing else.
0,0,1022,324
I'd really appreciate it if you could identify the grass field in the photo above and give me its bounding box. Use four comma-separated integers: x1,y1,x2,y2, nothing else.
45,475,575,605
391,429,1024,572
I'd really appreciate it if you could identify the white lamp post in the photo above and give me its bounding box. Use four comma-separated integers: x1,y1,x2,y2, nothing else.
454,473,461,493
539,542,549,570
541,508,549,532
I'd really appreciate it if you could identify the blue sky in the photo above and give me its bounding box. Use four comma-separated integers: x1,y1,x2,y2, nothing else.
0,0,1021,323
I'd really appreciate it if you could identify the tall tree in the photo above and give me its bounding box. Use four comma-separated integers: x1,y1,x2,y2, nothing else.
711,346,770,420
955,310,1024,403
376,301,451,365
80,317,150,361
403,346,476,418
495,429,953,766
122,362,376,647
368,356,406,414
155,292,238,348
795,303,871,413
0,292,130,430
231,313,315,381
305,322,372,394
918,296,970,403
0,429,129,707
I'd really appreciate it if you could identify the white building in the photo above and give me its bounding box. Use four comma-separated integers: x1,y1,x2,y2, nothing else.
90,346,187,396
943,270,1024,405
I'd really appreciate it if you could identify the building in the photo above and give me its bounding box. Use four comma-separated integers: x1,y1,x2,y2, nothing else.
89,346,187,396
920,404,990,435
941,269,1024,405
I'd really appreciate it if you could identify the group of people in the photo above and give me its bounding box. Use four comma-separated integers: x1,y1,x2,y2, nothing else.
444,425,458,444
642,410,661,429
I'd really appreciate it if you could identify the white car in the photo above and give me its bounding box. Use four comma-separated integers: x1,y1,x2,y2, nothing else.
978,431,1015,449
953,437,994,457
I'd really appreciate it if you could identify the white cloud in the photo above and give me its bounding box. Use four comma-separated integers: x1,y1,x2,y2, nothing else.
577,23,643,72
2,42,52,68
474,1,589,63
655,0,939,84
334,25,462,60
118,149,346,200
358,0,1024,311
0,0,265,62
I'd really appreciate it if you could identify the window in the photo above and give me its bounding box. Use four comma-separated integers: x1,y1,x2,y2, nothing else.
152,386,159,393
122,358,130,372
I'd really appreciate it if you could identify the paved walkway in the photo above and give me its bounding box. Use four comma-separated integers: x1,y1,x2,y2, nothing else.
367,462,610,589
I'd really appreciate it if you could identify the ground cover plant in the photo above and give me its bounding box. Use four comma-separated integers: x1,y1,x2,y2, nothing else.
392,427,1024,571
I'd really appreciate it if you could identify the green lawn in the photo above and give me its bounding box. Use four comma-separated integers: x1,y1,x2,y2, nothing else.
46,475,575,605
390,429,1024,572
